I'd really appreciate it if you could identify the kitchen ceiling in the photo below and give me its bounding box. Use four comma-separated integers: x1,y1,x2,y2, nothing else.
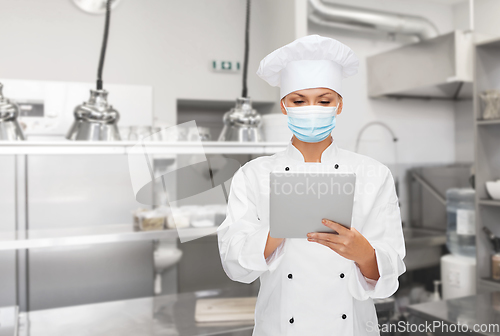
417,0,468,5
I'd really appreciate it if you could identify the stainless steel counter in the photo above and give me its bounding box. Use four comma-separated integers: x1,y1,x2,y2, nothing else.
17,288,256,336
15,286,401,336
407,292,500,336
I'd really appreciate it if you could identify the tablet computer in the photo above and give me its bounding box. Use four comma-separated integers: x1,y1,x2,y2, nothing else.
269,171,356,238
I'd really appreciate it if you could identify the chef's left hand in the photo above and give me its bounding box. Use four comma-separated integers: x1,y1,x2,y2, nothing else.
307,219,379,280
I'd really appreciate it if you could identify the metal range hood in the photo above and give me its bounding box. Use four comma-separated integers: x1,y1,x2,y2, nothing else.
367,30,474,100
307,1,473,101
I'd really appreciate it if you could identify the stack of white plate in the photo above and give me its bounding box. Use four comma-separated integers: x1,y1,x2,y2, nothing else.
261,113,292,142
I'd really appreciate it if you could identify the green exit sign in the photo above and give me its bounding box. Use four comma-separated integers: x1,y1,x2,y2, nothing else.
212,60,241,72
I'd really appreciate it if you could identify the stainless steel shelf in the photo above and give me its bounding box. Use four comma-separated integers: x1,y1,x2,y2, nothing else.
474,39,500,294
0,141,289,155
478,199,500,207
0,225,217,250
481,277,500,285
477,119,500,126
479,277,500,292
476,35,500,48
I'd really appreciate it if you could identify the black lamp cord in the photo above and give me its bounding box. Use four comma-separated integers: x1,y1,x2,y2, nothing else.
241,0,250,98
97,0,112,90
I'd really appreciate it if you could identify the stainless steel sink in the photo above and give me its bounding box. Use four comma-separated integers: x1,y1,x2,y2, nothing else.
403,227,446,271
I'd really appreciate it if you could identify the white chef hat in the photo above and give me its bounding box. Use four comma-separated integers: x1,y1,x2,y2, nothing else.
256,34,359,99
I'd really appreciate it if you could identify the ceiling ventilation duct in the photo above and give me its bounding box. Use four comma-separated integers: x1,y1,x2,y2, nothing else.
308,0,473,100
308,0,439,41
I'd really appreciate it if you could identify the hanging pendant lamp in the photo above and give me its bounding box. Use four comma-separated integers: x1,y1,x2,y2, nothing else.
218,0,262,142
72,0,122,14
0,83,26,141
66,0,121,141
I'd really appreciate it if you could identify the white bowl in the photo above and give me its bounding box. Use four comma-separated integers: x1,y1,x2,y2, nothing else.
486,180,500,200
154,247,183,270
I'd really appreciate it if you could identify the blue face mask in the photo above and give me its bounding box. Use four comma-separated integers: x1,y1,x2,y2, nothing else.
282,98,339,143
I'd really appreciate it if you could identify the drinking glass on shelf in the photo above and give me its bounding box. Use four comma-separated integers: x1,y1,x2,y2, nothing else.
176,127,188,141
136,126,153,140
119,126,131,140
128,126,139,141
151,127,163,141
154,122,177,142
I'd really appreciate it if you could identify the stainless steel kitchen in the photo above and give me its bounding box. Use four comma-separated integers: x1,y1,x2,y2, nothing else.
1,0,500,335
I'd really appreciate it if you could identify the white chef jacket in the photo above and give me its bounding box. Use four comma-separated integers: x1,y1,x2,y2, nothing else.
216,136,406,336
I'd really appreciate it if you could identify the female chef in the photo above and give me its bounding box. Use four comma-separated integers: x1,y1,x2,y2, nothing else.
216,34,406,336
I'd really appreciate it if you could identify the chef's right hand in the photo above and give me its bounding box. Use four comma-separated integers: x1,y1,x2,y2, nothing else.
264,232,284,259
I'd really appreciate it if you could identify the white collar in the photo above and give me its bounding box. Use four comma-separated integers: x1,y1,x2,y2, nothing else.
284,136,340,164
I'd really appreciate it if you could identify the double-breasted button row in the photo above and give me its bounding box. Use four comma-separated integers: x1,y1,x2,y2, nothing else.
288,315,345,324
287,271,342,279
284,164,339,171
287,272,293,324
